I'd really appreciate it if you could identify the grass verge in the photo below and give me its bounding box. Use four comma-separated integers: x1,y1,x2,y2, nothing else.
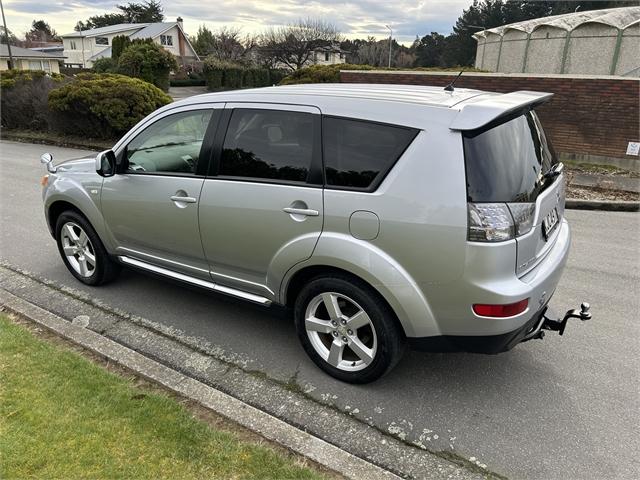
0,314,329,479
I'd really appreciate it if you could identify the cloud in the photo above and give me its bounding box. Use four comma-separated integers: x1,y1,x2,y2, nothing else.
4,0,472,41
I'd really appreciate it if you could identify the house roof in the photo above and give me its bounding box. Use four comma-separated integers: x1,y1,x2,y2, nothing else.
88,48,112,62
130,22,176,40
474,6,640,38
62,23,149,38
1,44,66,59
313,45,348,53
85,21,199,62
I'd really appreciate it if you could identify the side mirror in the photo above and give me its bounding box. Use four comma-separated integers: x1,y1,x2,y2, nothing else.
96,150,117,177
40,152,57,173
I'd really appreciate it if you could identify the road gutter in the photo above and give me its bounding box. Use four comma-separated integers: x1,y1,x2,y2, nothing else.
0,288,398,480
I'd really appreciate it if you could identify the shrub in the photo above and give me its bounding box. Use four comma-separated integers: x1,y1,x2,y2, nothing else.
0,70,66,130
92,57,117,73
48,73,171,139
117,39,178,91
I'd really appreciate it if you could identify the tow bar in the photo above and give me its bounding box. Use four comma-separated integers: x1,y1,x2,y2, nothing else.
542,302,591,335
524,303,592,341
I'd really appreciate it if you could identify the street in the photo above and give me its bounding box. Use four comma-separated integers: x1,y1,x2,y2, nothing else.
1,140,639,479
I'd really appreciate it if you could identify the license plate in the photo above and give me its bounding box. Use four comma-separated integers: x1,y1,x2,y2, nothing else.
542,207,559,240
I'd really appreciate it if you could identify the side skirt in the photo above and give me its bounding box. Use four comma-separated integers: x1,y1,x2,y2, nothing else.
118,255,272,306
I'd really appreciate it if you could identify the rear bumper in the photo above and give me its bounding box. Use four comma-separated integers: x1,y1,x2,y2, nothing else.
408,305,547,354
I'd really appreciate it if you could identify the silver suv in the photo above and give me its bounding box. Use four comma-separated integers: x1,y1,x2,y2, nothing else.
40,84,590,383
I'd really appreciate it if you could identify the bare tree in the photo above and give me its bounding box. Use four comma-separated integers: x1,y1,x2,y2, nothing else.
355,37,414,68
260,18,342,70
193,25,258,64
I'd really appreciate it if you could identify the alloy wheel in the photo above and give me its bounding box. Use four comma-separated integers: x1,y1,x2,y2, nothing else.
60,221,96,278
304,292,378,372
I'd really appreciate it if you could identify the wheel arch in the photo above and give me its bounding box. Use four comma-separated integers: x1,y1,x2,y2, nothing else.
45,191,116,254
281,250,441,339
47,200,84,235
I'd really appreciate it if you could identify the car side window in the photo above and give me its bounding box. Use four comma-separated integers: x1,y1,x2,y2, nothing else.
323,117,419,190
219,109,315,183
125,110,213,175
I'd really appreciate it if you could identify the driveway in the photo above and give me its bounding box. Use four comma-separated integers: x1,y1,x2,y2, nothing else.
1,140,639,479
168,86,208,101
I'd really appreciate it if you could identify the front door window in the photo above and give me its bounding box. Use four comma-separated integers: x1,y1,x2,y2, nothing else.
125,110,213,175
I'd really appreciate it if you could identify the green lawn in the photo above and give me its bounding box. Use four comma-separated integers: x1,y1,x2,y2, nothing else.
0,315,327,479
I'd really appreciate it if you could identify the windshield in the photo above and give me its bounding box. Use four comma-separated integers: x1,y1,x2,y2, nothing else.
463,111,558,203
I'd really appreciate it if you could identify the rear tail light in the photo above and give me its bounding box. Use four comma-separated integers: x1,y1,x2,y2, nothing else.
467,202,535,242
473,299,529,317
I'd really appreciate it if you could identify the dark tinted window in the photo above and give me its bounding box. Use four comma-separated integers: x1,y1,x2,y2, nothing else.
126,109,213,174
323,117,418,190
220,109,315,182
463,111,558,202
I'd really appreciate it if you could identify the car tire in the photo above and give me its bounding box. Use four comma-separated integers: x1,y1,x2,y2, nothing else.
294,274,406,383
55,210,120,286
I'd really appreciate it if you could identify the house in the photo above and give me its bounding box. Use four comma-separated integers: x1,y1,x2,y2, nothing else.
0,44,64,73
311,45,347,66
61,18,199,68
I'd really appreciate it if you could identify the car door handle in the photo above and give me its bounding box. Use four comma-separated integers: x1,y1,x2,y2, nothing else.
170,195,197,203
283,207,319,217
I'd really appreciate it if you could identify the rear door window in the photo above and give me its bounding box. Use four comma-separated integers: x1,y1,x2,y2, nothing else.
219,109,316,183
322,117,419,190
463,111,558,202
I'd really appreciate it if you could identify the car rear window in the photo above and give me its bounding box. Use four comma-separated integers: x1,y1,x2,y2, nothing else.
463,111,558,203
323,117,418,190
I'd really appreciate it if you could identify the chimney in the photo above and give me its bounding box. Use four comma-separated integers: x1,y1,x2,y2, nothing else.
177,17,183,29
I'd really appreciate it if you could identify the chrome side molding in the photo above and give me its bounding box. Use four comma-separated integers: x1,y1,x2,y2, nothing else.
118,256,272,305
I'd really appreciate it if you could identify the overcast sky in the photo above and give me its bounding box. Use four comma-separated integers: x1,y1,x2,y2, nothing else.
3,0,473,43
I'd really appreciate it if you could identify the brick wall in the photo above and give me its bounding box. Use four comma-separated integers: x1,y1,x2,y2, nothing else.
341,71,640,166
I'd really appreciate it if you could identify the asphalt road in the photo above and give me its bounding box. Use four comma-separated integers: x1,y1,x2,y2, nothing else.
1,140,639,479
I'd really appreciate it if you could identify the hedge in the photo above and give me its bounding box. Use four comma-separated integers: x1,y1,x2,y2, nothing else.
169,78,206,87
279,64,373,85
48,73,172,139
202,57,283,90
278,64,485,85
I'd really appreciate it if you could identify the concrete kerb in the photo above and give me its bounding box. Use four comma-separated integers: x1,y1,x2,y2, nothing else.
0,289,400,480
565,199,639,212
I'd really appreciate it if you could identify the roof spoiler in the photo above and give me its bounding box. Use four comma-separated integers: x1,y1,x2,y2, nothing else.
449,91,553,131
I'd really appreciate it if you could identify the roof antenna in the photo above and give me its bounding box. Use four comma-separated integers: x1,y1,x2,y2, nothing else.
444,71,463,92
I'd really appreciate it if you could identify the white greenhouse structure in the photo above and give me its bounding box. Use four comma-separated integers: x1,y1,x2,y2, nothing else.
473,7,640,76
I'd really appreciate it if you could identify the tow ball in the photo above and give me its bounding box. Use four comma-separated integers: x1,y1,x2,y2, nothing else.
541,302,592,337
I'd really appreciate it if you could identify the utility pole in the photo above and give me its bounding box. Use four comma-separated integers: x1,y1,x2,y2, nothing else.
0,0,14,69
385,25,392,68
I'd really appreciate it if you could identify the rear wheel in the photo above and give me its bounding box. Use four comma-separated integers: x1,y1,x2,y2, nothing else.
55,211,120,286
294,275,405,383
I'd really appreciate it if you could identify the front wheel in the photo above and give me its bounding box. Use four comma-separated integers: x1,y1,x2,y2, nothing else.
294,275,405,383
55,211,120,286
